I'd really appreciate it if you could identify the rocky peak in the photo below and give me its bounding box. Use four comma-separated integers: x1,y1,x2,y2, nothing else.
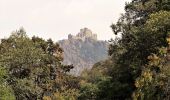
59,28,108,76
68,28,97,41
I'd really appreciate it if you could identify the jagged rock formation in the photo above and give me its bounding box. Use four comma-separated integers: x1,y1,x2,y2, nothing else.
58,28,108,76
67,28,97,41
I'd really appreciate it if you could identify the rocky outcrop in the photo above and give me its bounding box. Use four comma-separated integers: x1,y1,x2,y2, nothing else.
68,28,97,41
58,28,108,76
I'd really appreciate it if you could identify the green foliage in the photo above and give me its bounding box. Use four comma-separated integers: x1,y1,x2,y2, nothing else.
51,87,79,100
0,28,66,99
0,85,16,100
0,0,170,100
78,82,99,100
102,0,170,99
132,10,170,100
0,67,15,100
79,59,113,100
43,74,80,100
133,47,170,100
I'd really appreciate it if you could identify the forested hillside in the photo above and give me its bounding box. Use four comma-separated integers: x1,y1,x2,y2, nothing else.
0,0,170,100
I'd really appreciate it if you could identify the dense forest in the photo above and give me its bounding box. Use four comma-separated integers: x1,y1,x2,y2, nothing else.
0,0,170,100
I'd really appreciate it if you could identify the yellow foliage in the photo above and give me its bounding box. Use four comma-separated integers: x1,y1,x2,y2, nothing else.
53,93,65,100
43,96,52,100
166,38,170,45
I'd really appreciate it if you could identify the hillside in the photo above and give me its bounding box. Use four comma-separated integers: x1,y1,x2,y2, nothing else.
59,28,108,76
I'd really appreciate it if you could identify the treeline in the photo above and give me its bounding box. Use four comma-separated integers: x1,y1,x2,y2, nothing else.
80,0,170,100
0,0,170,100
0,29,79,100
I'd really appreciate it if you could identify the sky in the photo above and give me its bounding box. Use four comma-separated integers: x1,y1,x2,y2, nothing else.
0,0,131,41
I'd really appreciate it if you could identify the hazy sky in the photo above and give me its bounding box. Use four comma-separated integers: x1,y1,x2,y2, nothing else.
0,0,131,41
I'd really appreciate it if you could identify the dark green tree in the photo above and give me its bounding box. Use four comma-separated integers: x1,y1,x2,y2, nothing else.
98,0,170,99
0,28,65,99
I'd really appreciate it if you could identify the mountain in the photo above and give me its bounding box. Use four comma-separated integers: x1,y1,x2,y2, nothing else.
58,28,108,76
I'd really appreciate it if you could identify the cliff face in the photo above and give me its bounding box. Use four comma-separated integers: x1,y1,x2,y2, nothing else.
59,28,108,76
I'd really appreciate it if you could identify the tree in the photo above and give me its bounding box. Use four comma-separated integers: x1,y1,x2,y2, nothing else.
0,67,15,100
103,0,170,99
79,59,114,100
0,28,65,99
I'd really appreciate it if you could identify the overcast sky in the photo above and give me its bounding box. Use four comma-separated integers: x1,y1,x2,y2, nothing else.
0,0,131,41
